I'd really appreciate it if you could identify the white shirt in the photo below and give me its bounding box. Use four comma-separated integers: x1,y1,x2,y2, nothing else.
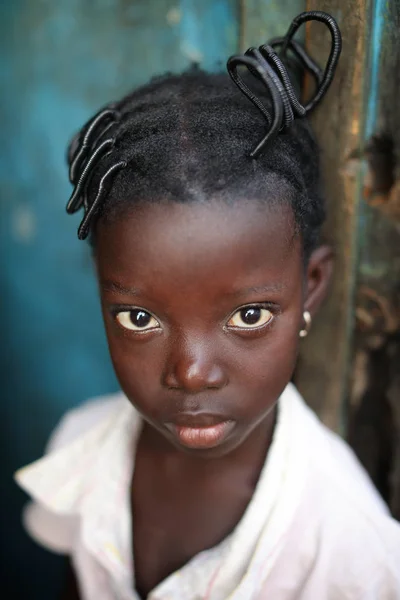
15,384,400,600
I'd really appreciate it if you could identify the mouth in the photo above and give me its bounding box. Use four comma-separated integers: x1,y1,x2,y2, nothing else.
165,414,236,449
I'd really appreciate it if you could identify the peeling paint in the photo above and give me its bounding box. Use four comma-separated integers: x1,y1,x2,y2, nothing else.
180,40,203,63
166,7,182,26
12,206,36,243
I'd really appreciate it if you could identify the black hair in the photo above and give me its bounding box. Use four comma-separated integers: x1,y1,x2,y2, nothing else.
66,11,341,262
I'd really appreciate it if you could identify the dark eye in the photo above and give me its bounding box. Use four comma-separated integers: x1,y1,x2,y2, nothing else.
116,309,160,332
227,306,273,329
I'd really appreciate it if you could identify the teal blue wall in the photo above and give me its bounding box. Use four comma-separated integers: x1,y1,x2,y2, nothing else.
1,2,238,597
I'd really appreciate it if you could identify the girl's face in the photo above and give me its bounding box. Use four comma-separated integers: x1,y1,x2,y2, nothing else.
95,199,331,457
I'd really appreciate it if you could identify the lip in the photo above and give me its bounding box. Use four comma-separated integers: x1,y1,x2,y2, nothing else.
165,416,236,449
169,412,231,428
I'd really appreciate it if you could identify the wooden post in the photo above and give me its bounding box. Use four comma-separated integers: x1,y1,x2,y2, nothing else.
295,0,370,432
302,0,400,516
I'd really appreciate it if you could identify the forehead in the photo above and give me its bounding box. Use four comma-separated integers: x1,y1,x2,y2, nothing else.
95,199,301,296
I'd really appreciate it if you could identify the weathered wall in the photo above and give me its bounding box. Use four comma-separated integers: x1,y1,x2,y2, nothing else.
347,0,400,519
298,0,400,515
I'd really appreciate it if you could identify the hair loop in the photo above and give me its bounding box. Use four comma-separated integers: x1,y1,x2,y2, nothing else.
227,10,341,158
68,106,120,183
66,104,126,239
77,161,127,240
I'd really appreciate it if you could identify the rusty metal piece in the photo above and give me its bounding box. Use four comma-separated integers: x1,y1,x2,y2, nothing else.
373,179,400,223
348,338,397,508
363,134,395,201
348,133,400,223
387,339,400,519
344,134,400,223
356,286,399,336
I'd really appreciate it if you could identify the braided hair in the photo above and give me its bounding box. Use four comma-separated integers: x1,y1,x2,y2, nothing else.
66,11,341,262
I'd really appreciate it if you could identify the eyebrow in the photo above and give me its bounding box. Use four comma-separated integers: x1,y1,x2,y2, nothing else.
101,280,140,296
232,283,286,296
101,281,286,297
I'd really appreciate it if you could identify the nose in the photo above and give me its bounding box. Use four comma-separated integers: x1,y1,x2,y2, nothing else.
162,337,228,393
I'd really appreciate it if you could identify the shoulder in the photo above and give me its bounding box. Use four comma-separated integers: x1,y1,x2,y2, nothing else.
14,390,133,511
45,391,127,453
297,393,397,536
290,390,400,594
303,498,400,597
15,390,134,555
309,476,400,564
264,497,400,599
286,384,389,515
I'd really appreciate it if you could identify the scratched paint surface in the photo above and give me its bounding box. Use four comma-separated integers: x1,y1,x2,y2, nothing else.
0,1,238,597
297,0,400,512
350,0,400,516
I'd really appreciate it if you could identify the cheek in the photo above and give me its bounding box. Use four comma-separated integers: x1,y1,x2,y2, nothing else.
103,324,165,410
232,319,300,412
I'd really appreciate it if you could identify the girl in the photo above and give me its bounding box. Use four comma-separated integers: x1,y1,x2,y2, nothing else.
15,11,400,600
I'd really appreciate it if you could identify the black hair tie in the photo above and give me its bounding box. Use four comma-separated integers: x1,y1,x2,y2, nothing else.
66,105,127,240
227,10,342,158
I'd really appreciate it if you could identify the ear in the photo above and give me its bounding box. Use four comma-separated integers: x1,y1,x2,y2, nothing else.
303,245,334,317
